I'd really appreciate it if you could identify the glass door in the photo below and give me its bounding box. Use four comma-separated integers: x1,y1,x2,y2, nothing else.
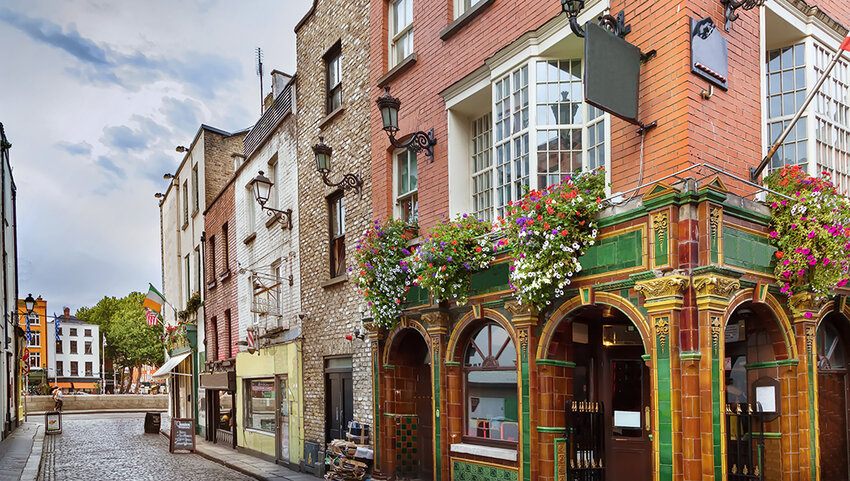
276,375,289,462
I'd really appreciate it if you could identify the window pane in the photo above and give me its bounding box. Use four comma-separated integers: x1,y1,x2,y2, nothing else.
246,380,276,433
466,370,518,441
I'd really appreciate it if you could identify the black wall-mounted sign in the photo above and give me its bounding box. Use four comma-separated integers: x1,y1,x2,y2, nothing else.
584,21,641,125
690,17,729,90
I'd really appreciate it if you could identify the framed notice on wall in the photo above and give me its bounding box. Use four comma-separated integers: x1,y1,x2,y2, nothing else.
170,418,196,453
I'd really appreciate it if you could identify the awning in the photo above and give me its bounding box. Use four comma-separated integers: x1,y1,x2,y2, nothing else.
151,352,191,380
52,382,97,389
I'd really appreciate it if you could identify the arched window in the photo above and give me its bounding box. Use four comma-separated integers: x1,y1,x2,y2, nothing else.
463,322,518,445
818,322,846,371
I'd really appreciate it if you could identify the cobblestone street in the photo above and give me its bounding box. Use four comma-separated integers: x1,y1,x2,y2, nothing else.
36,413,253,481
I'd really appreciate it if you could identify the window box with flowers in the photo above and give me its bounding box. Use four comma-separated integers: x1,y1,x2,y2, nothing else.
177,292,203,323
765,166,850,315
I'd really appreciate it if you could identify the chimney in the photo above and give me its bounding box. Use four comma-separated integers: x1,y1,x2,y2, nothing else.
64,307,70,320
270,70,292,100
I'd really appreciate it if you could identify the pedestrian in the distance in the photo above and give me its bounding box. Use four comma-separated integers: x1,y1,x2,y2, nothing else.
53,387,63,412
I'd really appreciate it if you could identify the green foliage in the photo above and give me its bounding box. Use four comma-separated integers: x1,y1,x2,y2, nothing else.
353,219,416,329
765,166,850,304
410,215,494,305
498,169,606,309
76,292,164,369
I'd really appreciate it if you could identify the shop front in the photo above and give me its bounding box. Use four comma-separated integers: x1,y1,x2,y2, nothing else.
200,366,236,447
234,341,302,468
369,181,828,481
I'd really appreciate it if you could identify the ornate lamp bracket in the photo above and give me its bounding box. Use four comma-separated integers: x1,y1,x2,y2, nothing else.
319,170,363,197
719,0,764,31
387,129,437,163
261,206,293,229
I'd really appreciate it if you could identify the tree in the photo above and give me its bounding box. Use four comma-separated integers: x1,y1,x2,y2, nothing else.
76,292,164,393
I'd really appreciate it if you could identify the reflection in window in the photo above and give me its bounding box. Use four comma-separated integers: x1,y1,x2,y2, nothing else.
245,379,276,433
817,322,846,370
464,322,518,443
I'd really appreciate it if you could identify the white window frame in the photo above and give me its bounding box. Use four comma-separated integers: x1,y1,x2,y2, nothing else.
471,113,493,221
267,155,279,210
394,149,418,224
454,0,483,19
390,0,413,67
245,185,257,233
27,330,40,347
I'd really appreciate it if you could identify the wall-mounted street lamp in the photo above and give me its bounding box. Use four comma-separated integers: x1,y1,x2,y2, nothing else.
251,171,293,229
175,146,189,153
154,192,164,199
312,137,363,196
561,0,586,37
24,294,35,314
560,0,630,39
719,0,764,31
375,87,437,162
163,173,174,180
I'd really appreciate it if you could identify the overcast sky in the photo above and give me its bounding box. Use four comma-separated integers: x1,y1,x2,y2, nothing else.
0,0,312,314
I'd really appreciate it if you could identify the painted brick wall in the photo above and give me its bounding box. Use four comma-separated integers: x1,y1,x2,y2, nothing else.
296,0,375,445
203,176,239,361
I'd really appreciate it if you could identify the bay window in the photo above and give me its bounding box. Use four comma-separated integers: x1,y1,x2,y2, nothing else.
766,44,808,173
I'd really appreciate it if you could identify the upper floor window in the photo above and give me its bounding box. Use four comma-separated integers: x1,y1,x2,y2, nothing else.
185,254,191,299
182,181,189,225
56,340,63,354
29,352,40,369
329,193,346,278
84,329,91,337
463,322,517,445
390,0,413,67
766,44,808,173
494,65,529,217
209,236,216,281
222,223,230,271
395,150,418,224
27,330,40,347
813,42,850,190
56,360,63,376
195,247,201,290
325,42,342,113
472,113,493,222
69,328,77,337
70,340,78,354
455,0,484,18
192,164,200,213
245,186,257,233
267,156,279,210
85,341,92,355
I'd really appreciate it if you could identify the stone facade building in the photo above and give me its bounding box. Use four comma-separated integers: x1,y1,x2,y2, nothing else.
294,0,374,466
364,0,850,481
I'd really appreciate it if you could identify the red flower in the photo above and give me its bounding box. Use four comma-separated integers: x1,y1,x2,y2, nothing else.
775,251,784,258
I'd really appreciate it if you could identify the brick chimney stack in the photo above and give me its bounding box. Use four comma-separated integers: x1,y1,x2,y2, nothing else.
64,306,70,320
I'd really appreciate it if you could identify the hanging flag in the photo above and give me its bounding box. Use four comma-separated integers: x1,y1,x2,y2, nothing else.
841,34,850,52
25,313,32,344
54,313,61,342
143,284,166,313
145,308,158,326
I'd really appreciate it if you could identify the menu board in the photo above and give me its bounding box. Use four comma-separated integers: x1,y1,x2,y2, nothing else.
169,418,196,453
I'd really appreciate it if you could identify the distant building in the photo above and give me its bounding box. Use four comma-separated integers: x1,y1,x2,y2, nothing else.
0,122,19,440
46,307,101,393
17,296,47,393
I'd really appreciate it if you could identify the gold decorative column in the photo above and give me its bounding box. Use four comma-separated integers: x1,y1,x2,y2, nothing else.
788,292,826,481
693,274,740,481
635,274,690,481
363,321,387,477
422,310,449,481
505,300,539,481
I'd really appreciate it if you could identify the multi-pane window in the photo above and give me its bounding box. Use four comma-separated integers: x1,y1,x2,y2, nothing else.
209,236,217,282
69,328,77,337
814,42,850,190
325,43,342,113
192,164,199,213
84,329,91,337
185,254,191,299
30,352,40,369
766,44,808,172
56,360,63,376
246,187,257,233
455,0,483,18
586,106,606,170
396,150,418,224
182,181,189,225
70,340,78,354
195,247,201,290
245,379,276,432
85,341,92,355
329,194,346,278
85,361,93,376
27,330,40,347
70,361,78,375
464,322,518,444
472,113,493,221
222,223,230,270
56,340,63,354
390,0,413,67
494,65,529,217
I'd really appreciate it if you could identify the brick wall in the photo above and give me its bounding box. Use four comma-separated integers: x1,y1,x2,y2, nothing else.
809,0,850,29
204,176,239,361
296,0,374,445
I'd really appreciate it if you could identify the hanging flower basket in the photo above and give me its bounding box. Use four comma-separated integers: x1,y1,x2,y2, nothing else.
498,168,606,310
352,219,416,329
765,166,850,307
410,215,494,305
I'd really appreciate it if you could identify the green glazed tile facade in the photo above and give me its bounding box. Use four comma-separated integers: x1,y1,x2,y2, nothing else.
469,261,511,296
722,226,775,274
579,229,643,277
395,415,419,477
452,460,518,481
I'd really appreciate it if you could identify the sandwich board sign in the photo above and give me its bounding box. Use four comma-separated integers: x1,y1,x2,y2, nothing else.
169,418,196,453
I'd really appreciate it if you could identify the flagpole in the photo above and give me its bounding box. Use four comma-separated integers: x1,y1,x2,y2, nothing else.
751,40,848,181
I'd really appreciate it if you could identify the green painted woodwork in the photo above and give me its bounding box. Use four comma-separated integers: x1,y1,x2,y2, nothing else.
753,432,782,439
406,285,431,307
655,317,673,481
445,361,460,367
520,335,531,481
722,226,776,274
680,351,701,361
374,349,380,467
578,229,643,277
806,342,817,481
469,262,511,296
537,426,566,433
744,359,799,370
691,265,745,278
594,278,636,292
434,344,442,480
452,460,518,481
597,206,648,229
536,359,576,368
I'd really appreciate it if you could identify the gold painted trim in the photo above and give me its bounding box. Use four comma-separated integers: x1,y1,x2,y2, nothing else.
642,181,678,201
446,308,516,364
449,456,519,473
650,210,672,271
382,319,432,367
724,289,798,360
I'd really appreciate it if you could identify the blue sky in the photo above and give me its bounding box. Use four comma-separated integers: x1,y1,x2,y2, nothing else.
0,0,312,313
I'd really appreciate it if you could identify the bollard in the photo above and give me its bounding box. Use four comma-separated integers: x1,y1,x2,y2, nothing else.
45,411,62,435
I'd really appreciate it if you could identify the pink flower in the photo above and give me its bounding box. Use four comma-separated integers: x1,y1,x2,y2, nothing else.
769,231,778,238
804,312,813,319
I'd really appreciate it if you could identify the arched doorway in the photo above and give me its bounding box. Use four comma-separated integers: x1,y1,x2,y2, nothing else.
817,312,850,481
724,301,787,481
386,328,433,480
545,303,651,481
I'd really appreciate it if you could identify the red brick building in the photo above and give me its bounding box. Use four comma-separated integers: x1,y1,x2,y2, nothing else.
366,0,850,480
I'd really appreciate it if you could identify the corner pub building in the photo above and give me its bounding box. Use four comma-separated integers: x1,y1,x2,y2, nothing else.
362,0,850,480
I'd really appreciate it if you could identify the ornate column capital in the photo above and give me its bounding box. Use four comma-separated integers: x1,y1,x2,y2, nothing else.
363,320,386,341
693,275,740,311
504,299,539,328
422,310,450,335
635,274,690,312
789,291,828,323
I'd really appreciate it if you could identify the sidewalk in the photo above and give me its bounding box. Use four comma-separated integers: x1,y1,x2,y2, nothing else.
0,423,44,481
160,424,317,481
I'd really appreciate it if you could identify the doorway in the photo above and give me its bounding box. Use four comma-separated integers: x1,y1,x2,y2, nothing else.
276,375,290,463
563,306,652,481
324,357,353,442
817,315,850,481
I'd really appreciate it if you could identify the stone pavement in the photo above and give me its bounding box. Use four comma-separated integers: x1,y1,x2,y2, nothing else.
160,419,317,481
0,423,44,481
